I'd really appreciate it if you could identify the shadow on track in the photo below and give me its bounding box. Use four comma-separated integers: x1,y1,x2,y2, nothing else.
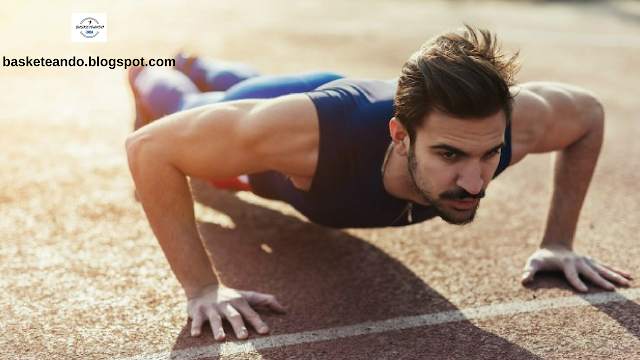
589,294,640,340
169,180,544,359
524,272,639,341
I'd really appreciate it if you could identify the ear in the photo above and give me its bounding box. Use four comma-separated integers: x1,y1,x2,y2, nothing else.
389,117,410,156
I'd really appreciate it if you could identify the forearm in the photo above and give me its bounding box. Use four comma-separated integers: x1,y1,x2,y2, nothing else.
540,109,604,249
127,135,219,299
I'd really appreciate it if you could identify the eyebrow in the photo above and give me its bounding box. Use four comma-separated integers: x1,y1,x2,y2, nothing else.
429,142,506,157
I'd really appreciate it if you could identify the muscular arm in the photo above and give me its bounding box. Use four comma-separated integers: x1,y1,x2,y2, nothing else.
510,82,631,291
125,94,318,338
511,82,605,248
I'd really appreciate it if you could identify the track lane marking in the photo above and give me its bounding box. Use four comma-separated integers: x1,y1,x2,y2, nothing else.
119,287,640,360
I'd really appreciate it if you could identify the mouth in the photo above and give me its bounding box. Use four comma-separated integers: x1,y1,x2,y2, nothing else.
449,198,479,211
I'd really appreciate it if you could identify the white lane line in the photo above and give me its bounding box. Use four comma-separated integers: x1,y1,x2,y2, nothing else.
119,288,640,360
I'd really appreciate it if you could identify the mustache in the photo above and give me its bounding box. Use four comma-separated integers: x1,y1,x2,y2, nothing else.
439,188,485,200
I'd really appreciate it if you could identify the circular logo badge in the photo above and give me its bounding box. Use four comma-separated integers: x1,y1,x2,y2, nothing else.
77,17,103,38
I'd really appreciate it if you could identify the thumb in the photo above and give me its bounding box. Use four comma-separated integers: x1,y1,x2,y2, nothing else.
521,263,538,284
243,291,286,314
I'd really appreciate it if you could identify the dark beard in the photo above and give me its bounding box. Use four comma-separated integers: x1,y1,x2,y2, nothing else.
407,146,483,225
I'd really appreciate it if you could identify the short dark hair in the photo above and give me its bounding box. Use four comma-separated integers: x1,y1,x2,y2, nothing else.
394,25,520,142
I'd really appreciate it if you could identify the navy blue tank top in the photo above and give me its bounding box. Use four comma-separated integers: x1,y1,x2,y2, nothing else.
248,78,512,228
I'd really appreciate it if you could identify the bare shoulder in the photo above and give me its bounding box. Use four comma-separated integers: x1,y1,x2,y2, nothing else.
131,93,320,180
509,82,603,165
242,94,320,178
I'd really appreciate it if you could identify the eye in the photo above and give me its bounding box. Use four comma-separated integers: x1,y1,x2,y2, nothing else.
441,151,457,160
484,149,502,159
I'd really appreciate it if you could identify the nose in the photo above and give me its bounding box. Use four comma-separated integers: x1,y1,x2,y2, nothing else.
455,161,484,196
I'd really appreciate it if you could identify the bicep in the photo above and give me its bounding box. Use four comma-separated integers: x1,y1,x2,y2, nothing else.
509,82,602,165
132,93,319,179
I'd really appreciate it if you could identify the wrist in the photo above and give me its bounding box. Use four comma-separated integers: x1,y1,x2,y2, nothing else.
184,282,220,300
539,238,573,250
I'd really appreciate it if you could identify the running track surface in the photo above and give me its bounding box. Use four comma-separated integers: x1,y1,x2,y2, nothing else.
1,1,640,359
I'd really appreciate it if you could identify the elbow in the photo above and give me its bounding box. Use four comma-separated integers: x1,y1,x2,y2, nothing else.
125,132,138,160
125,130,156,177
577,95,605,153
585,96,605,138
590,97,605,130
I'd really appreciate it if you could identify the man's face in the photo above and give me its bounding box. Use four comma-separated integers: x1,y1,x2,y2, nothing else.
407,110,506,225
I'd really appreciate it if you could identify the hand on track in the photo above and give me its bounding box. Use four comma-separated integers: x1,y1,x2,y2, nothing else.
522,245,632,292
187,284,286,340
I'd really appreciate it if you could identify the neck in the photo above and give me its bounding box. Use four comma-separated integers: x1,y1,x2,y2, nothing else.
382,144,429,206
